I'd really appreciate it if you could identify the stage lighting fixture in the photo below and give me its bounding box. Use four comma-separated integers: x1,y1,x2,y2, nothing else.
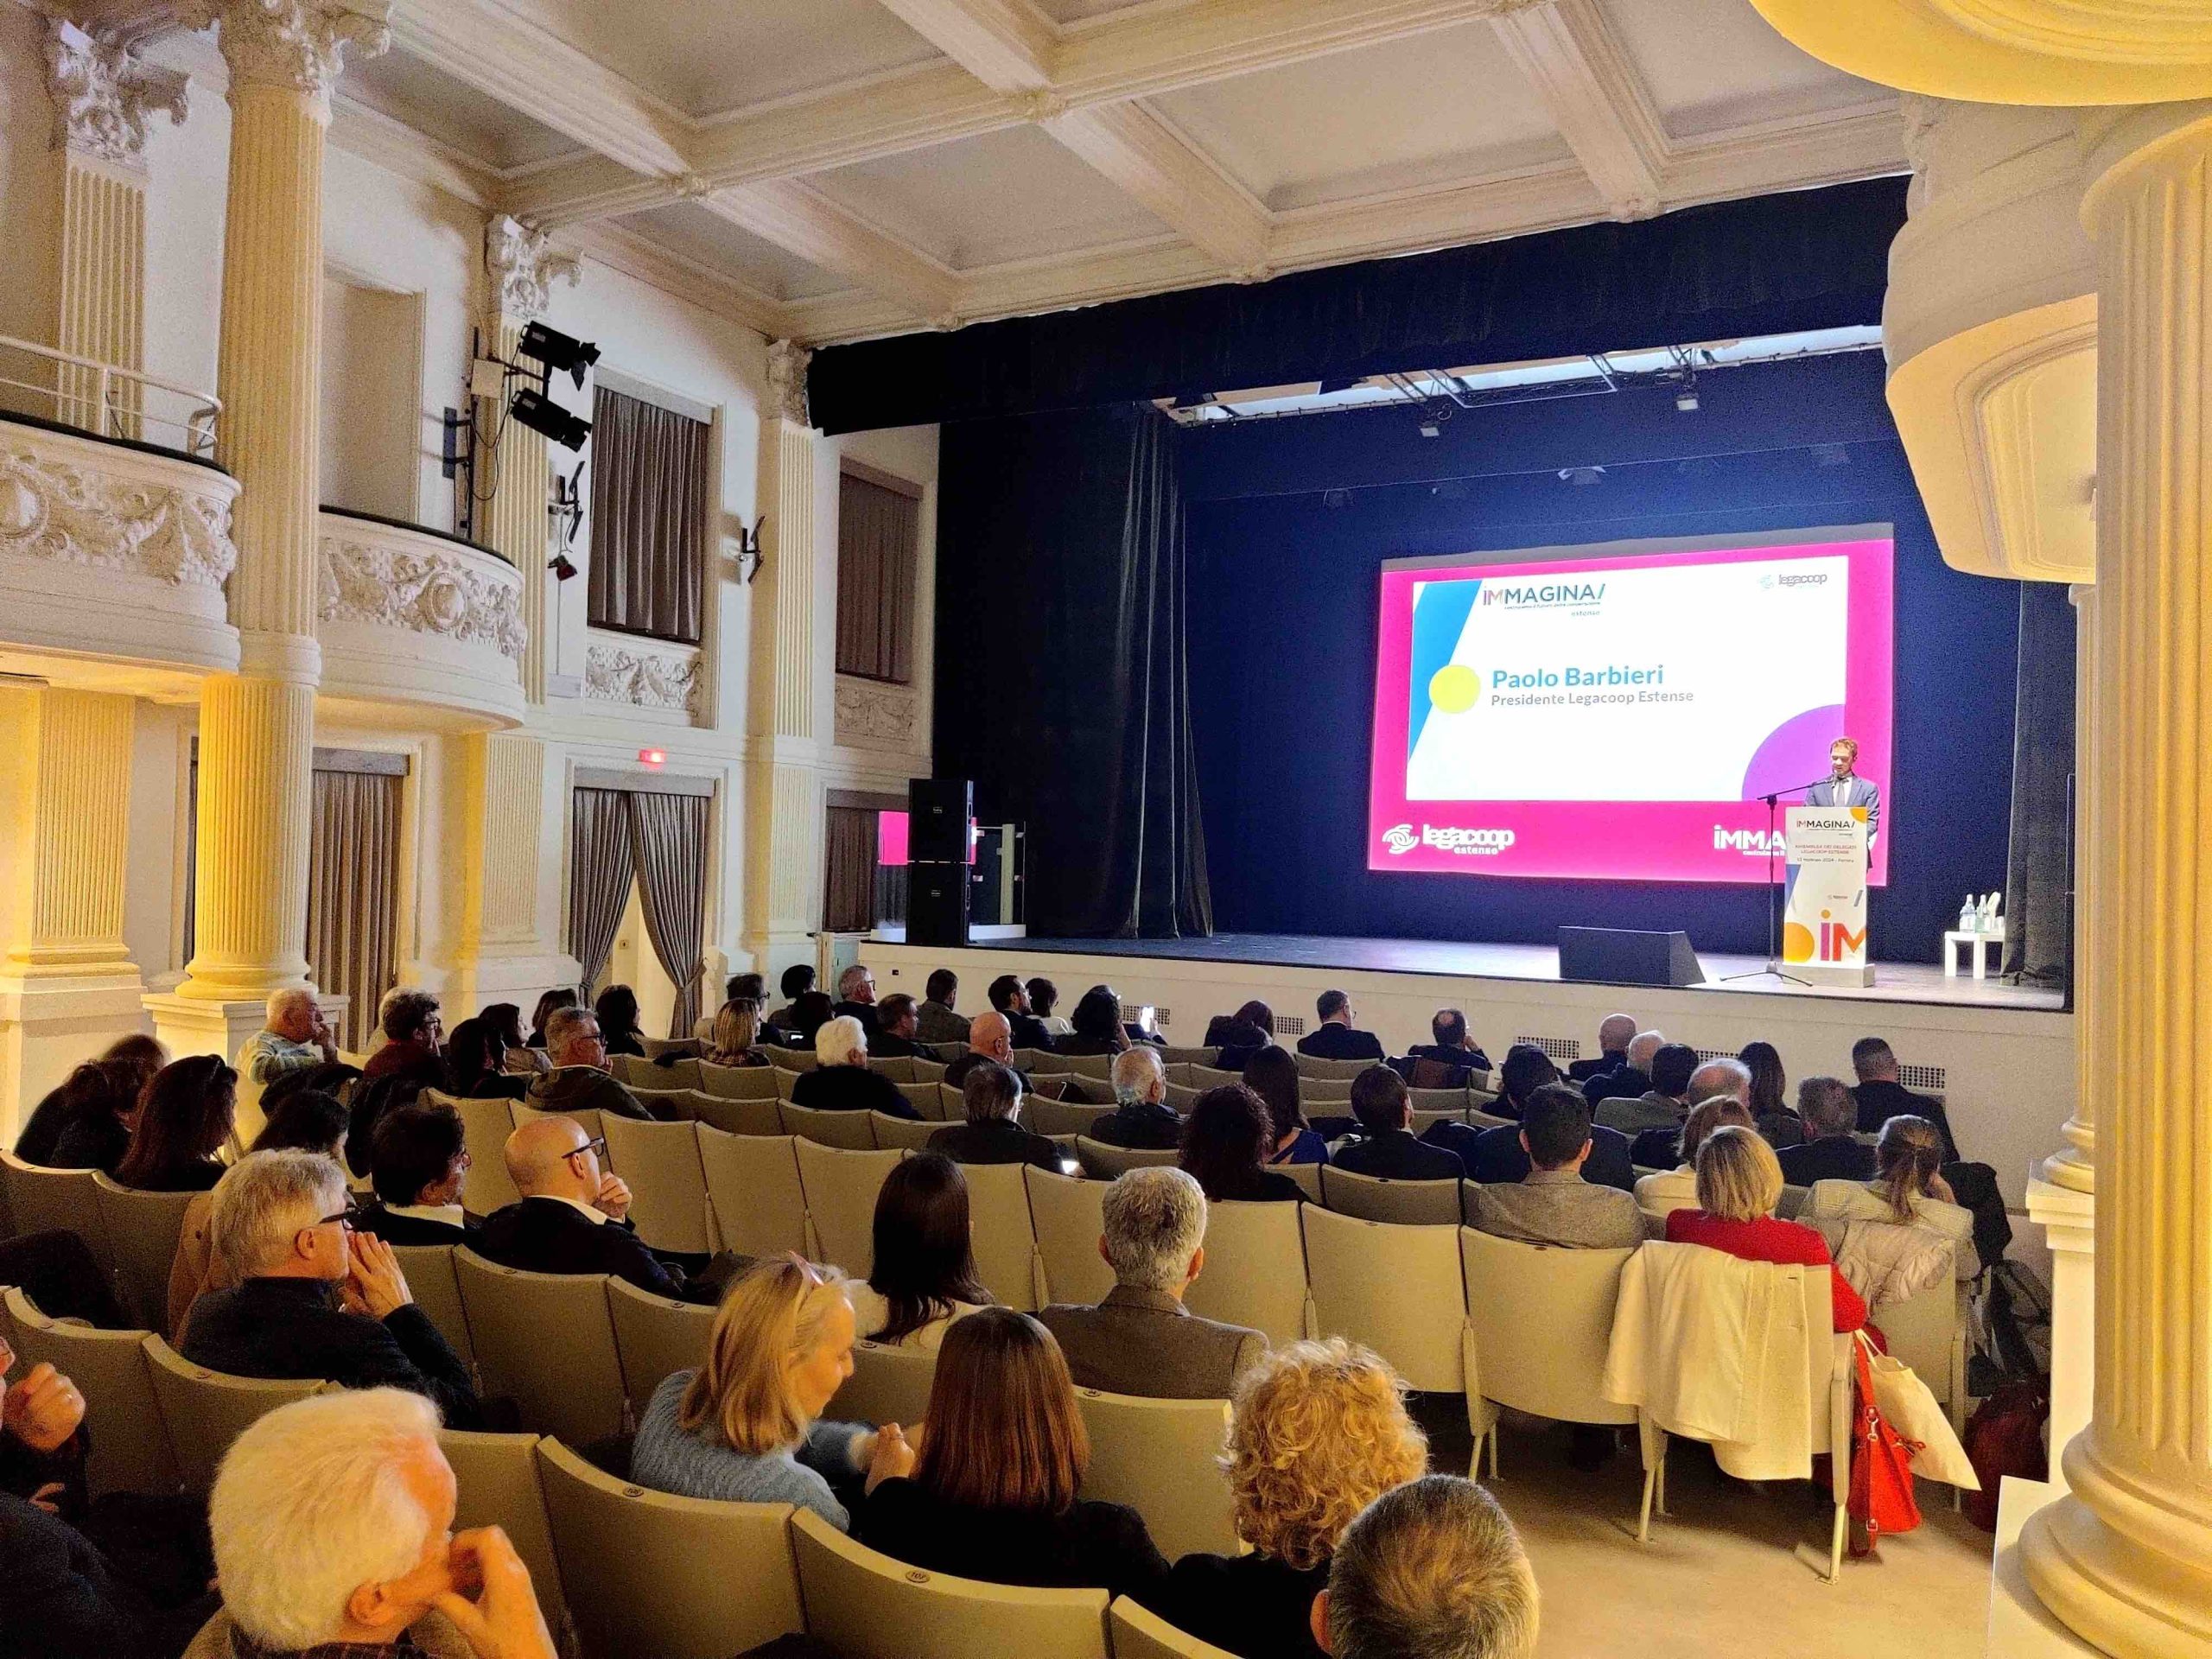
1675,384,1699,412
511,386,592,452
517,321,601,388
1322,488,1350,508
547,553,578,582
1558,466,1606,487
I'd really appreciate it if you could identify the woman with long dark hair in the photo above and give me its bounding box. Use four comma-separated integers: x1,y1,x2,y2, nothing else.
1180,1084,1305,1204
443,1016,526,1100
524,988,576,1050
113,1055,237,1192
1738,1039,1800,1147
1242,1046,1325,1166
594,985,645,1057
1057,987,1131,1057
846,1154,994,1351
484,1001,544,1078
18,1034,167,1168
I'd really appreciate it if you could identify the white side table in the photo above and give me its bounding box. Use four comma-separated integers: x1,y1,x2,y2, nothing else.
1943,926,2005,978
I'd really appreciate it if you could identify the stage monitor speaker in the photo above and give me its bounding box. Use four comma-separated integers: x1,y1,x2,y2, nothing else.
1558,926,1705,988
907,865,970,948
909,778,972,864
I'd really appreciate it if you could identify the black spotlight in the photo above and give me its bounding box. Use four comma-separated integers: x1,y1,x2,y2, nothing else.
547,553,578,582
517,321,601,389
511,386,591,452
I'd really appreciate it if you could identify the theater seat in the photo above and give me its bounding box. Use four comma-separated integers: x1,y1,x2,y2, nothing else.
792,1141,908,1275
683,1089,783,1137
601,1115,711,1254
1319,1166,1462,1226
388,1243,474,1370
698,1128,810,1259
91,1173,198,1334
605,1276,715,1414
426,1090,524,1217
4,1287,176,1498
439,1429,570,1647
1025,1166,1116,1307
1109,1597,1241,1659
1301,1207,1471,1403
1459,1230,1636,1474
1074,1138,1179,1179
143,1335,326,1492
697,1060,779,1101
829,1338,937,1427
0,1152,111,1274
1184,1199,1313,1344
869,1111,940,1151
453,1251,627,1446
1075,1388,1237,1559
780,1100,880,1150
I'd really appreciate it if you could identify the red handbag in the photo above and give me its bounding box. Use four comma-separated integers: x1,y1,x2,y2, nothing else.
1848,1332,1923,1547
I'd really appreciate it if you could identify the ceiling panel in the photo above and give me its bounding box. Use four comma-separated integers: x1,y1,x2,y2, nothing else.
809,123,1175,270
1148,20,1571,213
618,202,849,301
1598,0,1885,138
344,47,583,171
519,0,944,118
1029,0,1172,21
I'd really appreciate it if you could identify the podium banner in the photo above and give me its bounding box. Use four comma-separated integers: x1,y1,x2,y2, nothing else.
1783,805,1872,986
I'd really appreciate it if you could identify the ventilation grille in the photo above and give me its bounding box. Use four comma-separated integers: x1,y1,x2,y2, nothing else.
1517,1035,1580,1060
1899,1063,1947,1094
1276,1015,1308,1037
1694,1047,1735,1063
1151,1007,1171,1029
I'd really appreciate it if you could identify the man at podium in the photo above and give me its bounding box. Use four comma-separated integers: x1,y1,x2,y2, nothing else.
1805,737,1879,857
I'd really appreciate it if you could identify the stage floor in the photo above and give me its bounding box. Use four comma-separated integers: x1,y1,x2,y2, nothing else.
879,928,2063,1014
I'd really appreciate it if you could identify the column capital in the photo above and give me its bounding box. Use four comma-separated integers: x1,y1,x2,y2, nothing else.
484,215,579,327
766,339,813,427
2078,100,2212,231
41,18,188,171
194,0,390,101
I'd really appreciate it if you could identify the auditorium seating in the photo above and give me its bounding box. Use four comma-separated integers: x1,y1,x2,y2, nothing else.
613,1054,702,1092
762,1045,818,1071
781,1100,880,1149
697,1127,810,1257
1075,1388,1237,1558
0,1151,112,1271
1319,1166,1462,1226
1025,1166,1116,1305
1181,1199,1312,1344
697,1059,779,1100
1300,1206,1475,1430
685,1089,783,1136
794,1141,906,1274
1076,1138,1179,1178
391,1241,474,1368
962,1160,1046,1310
143,1334,327,1491
869,1111,941,1150
830,1338,937,1426
91,1173,197,1333
430,1090,526,1215
605,1276,715,1410
454,1249,629,1446
603,1113,714,1253
440,1428,571,1645
1459,1230,1636,1474
1110,1598,1238,1659
4,1285,177,1497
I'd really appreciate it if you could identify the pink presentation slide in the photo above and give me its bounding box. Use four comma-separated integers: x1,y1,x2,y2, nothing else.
1367,530,1894,884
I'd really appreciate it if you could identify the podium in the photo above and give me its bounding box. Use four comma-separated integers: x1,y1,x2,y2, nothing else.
1782,804,1872,986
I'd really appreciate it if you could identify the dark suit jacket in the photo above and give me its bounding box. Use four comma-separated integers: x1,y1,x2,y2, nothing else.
1166,1552,1330,1659
181,1275,480,1427
928,1118,1062,1172
942,1052,1032,1094
1629,1125,1686,1170
1295,1024,1386,1062
1329,1128,1463,1182
1088,1099,1184,1149
1037,1285,1265,1400
1397,1044,1491,1088
1003,1010,1055,1051
1054,1035,1126,1057
475,1197,697,1301
832,999,880,1034
1567,1051,1628,1084
1427,1120,1637,1192
353,1199,475,1248
1853,1078,1961,1163
0,1489,188,1659
861,1478,1169,1605
1581,1066,1652,1109
869,1031,926,1058
1777,1135,1878,1186
791,1065,918,1119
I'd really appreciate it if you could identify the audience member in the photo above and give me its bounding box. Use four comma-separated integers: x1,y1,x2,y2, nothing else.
1633,1096,1756,1222
1596,1041,1695,1135
1315,1475,1539,1659
704,998,771,1067
1028,976,1072,1039
861,1308,1170,1602
1488,1043,1557,1122
845,1154,994,1351
182,1151,482,1425
356,1103,474,1246
1738,1040,1802,1147
1400,1008,1491,1087
1182,1084,1306,1203
694,972,767,1041
479,1003,540,1083
929,1061,1060,1171
1567,1014,1637,1083
1059,986,1134,1056
787,989,836,1045
341,1071,423,1184
1209,1001,1277,1070
632,1259,911,1531
765,963,816,1034
1777,1076,1878,1186
362,990,443,1084
170,1090,352,1336
523,987,575,1051
475,1116,715,1303
200,1389,556,1659
1296,990,1386,1062
868,992,925,1058
0,1227,126,1330
988,973,1056,1051
594,984,646,1058
916,969,969,1045
1331,1066,1463,1181
1665,1127,1867,1333
1468,1085,1644,1250
831,963,880,1036
523,1006,656,1121
239,988,339,1085
441,1015,524,1100
1245,1045,1328,1165
1805,1115,1977,1283
1583,1028,1662,1110
1626,1054,1749,1165
1427,1093,1636,1192
18,1035,164,1167
1091,1046,1182,1148
113,1055,236,1192
1168,1339,1428,1659
1849,1037,1961,1162
790,1017,918,1118
942,1010,1031,1092
1038,1167,1265,1398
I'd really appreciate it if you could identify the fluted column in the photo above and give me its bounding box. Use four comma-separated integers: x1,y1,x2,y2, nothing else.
2018,102,2212,1656
175,0,385,1005
741,340,823,976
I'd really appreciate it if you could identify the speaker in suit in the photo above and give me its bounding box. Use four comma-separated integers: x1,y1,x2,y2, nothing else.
1805,772,1880,849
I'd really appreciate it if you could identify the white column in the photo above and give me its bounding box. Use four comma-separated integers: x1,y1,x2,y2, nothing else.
2018,101,2212,1657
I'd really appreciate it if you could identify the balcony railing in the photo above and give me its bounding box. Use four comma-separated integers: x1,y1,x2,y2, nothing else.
0,336,219,459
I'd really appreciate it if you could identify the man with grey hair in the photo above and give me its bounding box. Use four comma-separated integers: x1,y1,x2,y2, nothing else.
831,962,880,1035
1584,1028,1663,1111
1568,1013,1639,1084
928,1060,1060,1171
1090,1045,1181,1148
197,1389,555,1659
524,1004,654,1121
238,987,337,1084
790,1014,916,1117
1313,1475,1538,1659
1778,1075,1879,1186
181,1151,481,1427
1036,1166,1264,1398
1687,1056,1751,1107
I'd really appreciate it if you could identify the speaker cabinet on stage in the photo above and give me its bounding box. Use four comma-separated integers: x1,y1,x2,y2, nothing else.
909,779,972,864
907,863,970,948
1558,926,1705,988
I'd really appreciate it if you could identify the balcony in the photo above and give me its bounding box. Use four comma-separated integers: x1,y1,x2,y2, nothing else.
318,509,526,730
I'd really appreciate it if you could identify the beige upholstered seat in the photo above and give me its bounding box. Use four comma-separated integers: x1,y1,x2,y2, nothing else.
868,1111,940,1151
1777,1183,1811,1220
537,1437,805,1659
0,1152,111,1273
1184,1198,1313,1344
828,1338,937,1427
1272,1160,1323,1203
616,1055,701,1092
1012,1048,1071,1076
1301,1206,1469,1397
1459,1230,1635,1471
1163,1082,1200,1110
453,1251,627,1446
1109,1597,1242,1659
698,1128,810,1258
772,1068,804,1101
792,1141,907,1276
4,1287,176,1497
1408,1086,1469,1114
790,1507,1111,1659
1188,1066,1240,1089
697,1060,779,1101
601,1116,711,1254
1074,1138,1179,1179
627,1087,690,1120
762,1046,817,1072
960,1160,1043,1311
930,1083,964,1121
868,1056,917,1084
895,1080,940,1116
1319,1166,1462,1226
639,1036,701,1064
683,1088,784,1137
1059,1053,1114,1080
780,1100,880,1150
1298,1080,1353,1106
143,1335,326,1492
912,1058,948,1083
1076,1388,1237,1559
1027,1097,1116,1140
1024,1166,1116,1307
1408,1107,1465,1137
428,1090,524,1217
389,1243,474,1370
605,1276,715,1411
439,1430,570,1646
91,1174,198,1334
1158,1047,1218,1067
1873,1277,1970,1435
1293,1054,1372,1081
510,1102,607,1146
1468,1110,1514,1131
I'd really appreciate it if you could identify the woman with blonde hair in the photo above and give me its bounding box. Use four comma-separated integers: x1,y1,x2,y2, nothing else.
1167,1338,1428,1659
704,998,770,1068
631,1257,915,1529
1804,1115,1976,1282
1666,1125,1869,1333
1633,1096,1755,1223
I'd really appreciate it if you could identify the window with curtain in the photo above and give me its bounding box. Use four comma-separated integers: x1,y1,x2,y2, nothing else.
588,385,710,645
834,465,921,683
307,766,406,1053
822,804,879,932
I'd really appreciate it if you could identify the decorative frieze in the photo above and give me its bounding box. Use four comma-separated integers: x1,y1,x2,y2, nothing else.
585,639,702,715
766,339,812,427
834,675,919,752
319,531,526,661
0,439,237,589
41,19,188,169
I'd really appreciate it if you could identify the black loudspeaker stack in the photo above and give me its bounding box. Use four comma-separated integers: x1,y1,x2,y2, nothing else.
906,778,972,947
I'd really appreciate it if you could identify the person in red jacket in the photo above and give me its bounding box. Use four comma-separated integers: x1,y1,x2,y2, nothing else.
1666,1125,1870,1334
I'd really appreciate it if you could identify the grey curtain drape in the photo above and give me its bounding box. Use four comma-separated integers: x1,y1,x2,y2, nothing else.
569,788,634,996
822,805,877,932
307,769,404,1052
626,790,709,1037
2003,582,2077,988
835,471,918,683
588,387,710,645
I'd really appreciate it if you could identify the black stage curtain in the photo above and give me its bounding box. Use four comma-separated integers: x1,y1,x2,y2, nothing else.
811,178,1906,435
935,403,1212,939
2003,582,2076,988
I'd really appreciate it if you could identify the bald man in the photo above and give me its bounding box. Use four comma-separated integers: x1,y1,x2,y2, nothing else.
942,1010,1033,1092
474,1116,728,1302
1584,1028,1664,1110
1568,1014,1639,1084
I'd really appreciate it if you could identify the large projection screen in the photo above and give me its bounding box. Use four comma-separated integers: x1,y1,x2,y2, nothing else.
1367,526,1894,885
